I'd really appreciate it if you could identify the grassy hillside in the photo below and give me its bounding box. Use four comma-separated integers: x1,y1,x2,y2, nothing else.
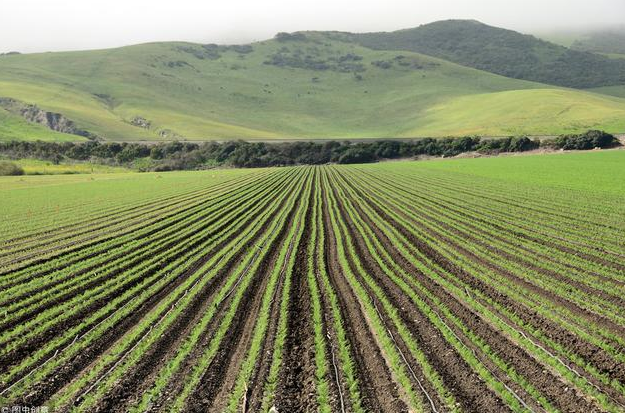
350,20,625,88
405,89,625,137
1,30,625,140
589,85,625,99
0,108,84,141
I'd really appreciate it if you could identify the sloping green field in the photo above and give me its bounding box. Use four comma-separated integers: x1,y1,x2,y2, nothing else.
1,33,625,140
0,108,85,141
588,85,625,99
406,88,625,137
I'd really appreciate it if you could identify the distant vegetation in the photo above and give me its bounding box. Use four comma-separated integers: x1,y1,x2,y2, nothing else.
0,160,24,176
548,130,619,150
176,43,255,60
0,131,617,171
264,48,366,73
570,30,625,55
349,20,625,88
1,158,130,175
274,32,309,42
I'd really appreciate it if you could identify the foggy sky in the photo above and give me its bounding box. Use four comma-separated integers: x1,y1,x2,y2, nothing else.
1,0,624,53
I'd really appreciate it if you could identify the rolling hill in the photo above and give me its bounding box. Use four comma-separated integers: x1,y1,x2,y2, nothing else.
537,27,625,59
349,20,625,88
570,28,625,56
1,24,625,141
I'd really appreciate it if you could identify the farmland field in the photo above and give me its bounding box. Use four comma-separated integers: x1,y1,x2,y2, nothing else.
0,151,624,412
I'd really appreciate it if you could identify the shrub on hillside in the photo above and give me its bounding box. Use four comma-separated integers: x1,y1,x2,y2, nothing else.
551,130,619,150
0,161,24,176
227,45,254,54
372,60,393,69
338,147,376,164
508,136,540,152
477,136,539,153
275,32,307,42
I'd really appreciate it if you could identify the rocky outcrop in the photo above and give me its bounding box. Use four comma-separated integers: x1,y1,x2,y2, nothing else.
0,97,99,139
158,129,181,139
130,116,151,129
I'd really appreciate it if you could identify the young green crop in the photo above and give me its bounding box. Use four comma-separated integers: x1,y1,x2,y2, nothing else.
2,151,624,412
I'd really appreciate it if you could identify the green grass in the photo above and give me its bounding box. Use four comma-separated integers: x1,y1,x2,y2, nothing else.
0,168,253,218
5,158,131,174
411,149,625,195
588,85,625,99
405,88,625,137
1,33,625,140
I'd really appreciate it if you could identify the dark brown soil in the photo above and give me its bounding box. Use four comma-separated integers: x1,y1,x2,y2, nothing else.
4,165,623,413
329,174,510,413
337,172,625,410
147,171,309,413
9,173,299,408
274,180,317,413
320,177,408,413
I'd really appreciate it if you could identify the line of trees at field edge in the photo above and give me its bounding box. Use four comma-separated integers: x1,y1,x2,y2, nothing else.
0,130,619,174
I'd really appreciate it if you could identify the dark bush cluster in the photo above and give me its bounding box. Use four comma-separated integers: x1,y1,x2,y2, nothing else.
0,161,24,176
165,60,193,69
0,141,154,165
372,60,393,69
176,44,254,60
265,52,331,71
275,32,308,42
371,56,434,71
226,44,254,54
176,46,221,60
264,49,366,73
546,130,620,150
0,130,617,171
474,136,539,153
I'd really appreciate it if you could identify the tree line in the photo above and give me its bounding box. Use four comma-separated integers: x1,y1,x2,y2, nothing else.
0,130,619,174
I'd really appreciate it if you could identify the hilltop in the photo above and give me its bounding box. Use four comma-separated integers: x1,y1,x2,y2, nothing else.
348,20,625,88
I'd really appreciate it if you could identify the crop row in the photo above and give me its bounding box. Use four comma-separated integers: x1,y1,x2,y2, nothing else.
1,163,622,412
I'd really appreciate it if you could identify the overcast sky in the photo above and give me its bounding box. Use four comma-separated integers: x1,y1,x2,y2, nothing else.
1,0,624,53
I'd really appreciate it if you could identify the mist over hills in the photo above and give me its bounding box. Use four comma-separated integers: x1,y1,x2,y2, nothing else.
570,28,625,56
0,20,624,141
348,20,625,88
